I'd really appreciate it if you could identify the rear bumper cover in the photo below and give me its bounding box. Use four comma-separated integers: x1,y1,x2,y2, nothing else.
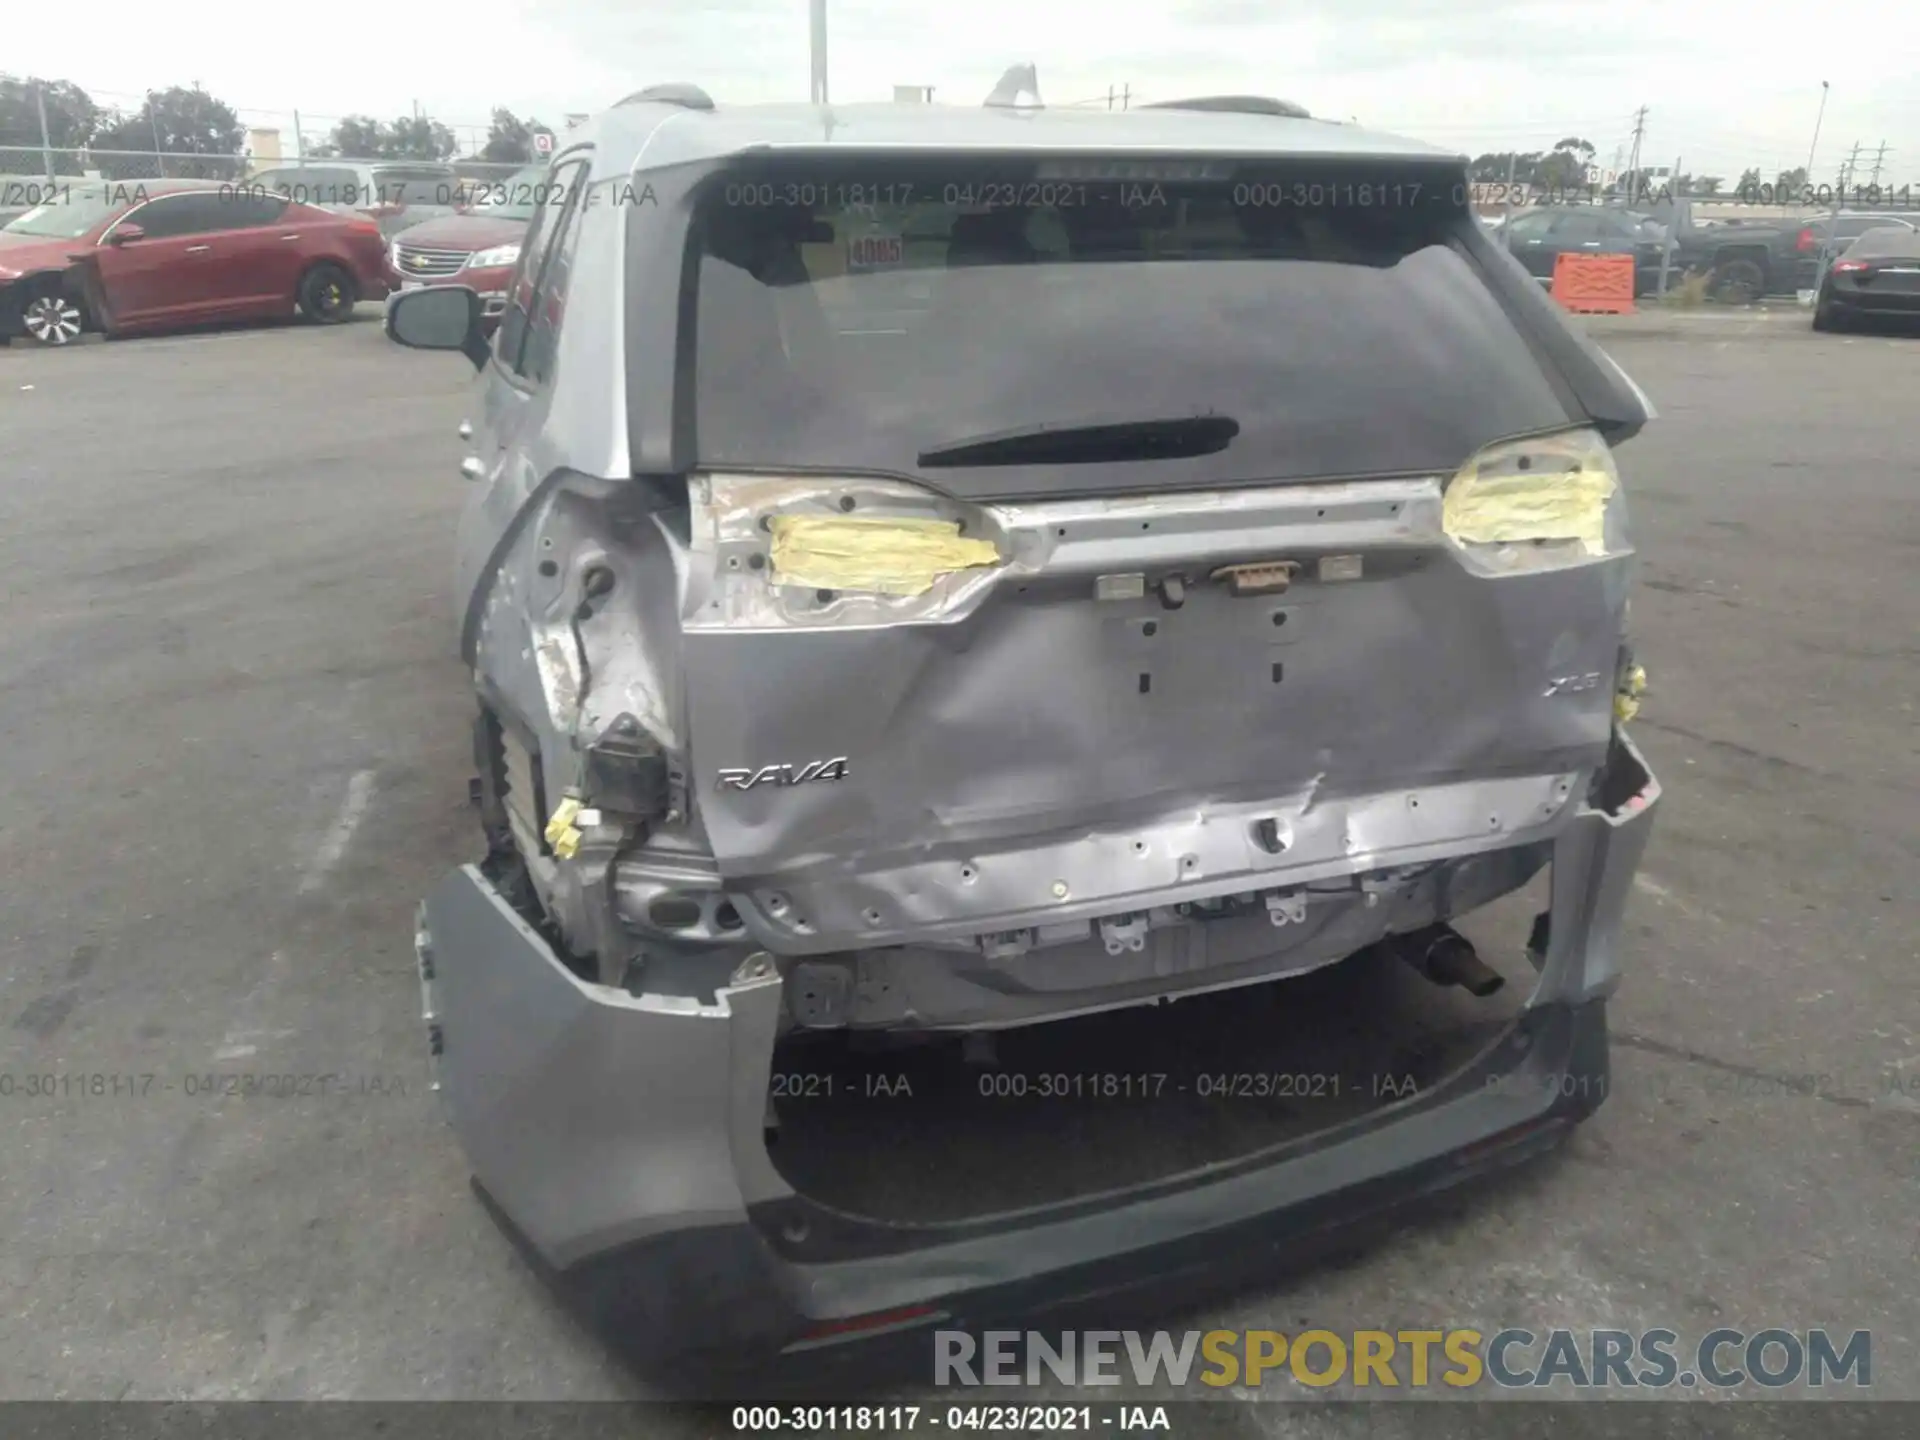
417,729,1659,1356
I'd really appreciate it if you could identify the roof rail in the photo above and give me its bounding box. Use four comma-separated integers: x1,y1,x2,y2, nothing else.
1141,95,1311,119
984,64,1042,108
617,83,716,111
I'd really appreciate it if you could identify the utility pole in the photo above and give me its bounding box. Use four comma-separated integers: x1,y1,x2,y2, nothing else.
293,110,304,169
808,0,829,104
1812,141,1860,296
1624,105,1648,203
1106,85,1115,111
1868,141,1889,189
32,77,55,184
148,91,167,178
1805,81,1829,182
1658,154,1682,298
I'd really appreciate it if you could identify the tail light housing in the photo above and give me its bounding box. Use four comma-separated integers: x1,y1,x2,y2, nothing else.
1441,427,1628,572
1795,227,1816,253
1833,258,1870,273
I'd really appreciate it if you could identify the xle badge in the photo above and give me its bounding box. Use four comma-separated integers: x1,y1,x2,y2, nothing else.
1543,672,1602,697
717,758,850,792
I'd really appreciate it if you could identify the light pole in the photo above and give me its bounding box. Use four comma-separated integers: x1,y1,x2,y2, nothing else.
1804,80,1829,181
809,0,828,104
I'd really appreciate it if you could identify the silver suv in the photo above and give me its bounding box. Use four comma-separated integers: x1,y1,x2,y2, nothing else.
387,85,1661,1368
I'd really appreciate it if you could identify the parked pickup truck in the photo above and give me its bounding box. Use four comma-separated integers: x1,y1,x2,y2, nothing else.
1639,198,1810,303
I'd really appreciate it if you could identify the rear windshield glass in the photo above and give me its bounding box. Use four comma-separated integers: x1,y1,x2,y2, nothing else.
371,167,455,206
251,167,365,206
1845,226,1920,257
466,164,549,220
689,156,1575,492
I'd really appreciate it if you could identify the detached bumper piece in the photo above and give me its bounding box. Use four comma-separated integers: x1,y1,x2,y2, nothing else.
417,730,1660,1365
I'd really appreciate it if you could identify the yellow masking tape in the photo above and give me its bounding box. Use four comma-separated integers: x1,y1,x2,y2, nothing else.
768,515,1002,597
544,796,583,858
1442,466,1618,556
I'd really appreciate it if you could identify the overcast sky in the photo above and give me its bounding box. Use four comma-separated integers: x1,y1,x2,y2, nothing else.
12,1,1920,183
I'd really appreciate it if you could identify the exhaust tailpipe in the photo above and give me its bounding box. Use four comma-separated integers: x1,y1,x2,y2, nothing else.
1397,925,1505,998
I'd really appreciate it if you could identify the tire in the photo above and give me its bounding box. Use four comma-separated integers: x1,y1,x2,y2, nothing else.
297,262,357,324
1707,257,1766,306
20,282,86,346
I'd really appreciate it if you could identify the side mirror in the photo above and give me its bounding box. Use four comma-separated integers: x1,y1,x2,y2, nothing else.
110,224,145,245
385,284,489,371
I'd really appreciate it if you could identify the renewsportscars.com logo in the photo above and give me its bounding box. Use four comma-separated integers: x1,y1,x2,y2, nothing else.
934,1328,1873,1391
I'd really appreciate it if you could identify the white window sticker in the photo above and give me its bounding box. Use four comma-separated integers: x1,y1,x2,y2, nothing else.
846,233,904,271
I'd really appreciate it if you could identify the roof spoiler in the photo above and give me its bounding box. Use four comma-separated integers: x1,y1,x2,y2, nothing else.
617,83,715,111
984,64,1042,108
1141,94,1311,119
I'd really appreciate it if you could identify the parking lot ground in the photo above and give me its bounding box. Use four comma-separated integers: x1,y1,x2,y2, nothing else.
0,314,1915,1428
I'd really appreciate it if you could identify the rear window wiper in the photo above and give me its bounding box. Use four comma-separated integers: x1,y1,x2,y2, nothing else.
917,414,1240,468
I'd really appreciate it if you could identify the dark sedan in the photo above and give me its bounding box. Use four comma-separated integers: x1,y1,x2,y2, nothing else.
1496,205,1674,296
1791,213,1920,291
1811,226,1920,331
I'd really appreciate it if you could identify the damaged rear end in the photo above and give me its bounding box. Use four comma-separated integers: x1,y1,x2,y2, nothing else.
416,135,1660,1363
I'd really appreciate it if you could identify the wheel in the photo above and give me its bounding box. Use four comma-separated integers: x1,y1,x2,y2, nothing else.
20,283,85,345
297,262,357,324
1707,258,1765,306
1812,291,1847,333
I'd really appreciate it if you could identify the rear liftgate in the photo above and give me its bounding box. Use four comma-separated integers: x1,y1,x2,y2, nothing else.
679,426,1634,1015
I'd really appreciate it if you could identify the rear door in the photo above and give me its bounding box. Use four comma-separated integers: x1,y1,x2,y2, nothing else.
201,190,302,312
454,155,594,642
672,156,1633,892
1502,209,1558,277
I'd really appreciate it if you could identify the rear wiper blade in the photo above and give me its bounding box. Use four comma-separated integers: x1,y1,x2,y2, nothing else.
917,414,1240,468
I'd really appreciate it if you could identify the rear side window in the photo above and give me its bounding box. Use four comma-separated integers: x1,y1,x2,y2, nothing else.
520,177,590,386
125,193,235,238
498,156,588,377
689,156,1576,496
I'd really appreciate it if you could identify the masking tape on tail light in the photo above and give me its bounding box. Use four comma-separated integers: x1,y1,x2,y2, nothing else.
1442,432,1619,557
768,515,1002,597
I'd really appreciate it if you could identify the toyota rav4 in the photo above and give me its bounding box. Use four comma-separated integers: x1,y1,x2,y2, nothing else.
385,84,1661,1371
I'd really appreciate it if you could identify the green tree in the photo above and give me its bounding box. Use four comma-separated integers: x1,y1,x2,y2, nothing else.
1773,166,1809,195
326,115,385,159
1468,151,1542,184
1735,166,1763,198
1695,175,1722,196
91,84,244,179
0,75,100,175
383,115,457,161
1536,138,1596,191
480,107,548,164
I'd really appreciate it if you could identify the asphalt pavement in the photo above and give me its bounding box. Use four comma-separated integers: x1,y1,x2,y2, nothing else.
0,309,1914,1432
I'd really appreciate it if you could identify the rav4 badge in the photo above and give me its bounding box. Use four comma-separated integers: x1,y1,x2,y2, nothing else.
716,758,851,791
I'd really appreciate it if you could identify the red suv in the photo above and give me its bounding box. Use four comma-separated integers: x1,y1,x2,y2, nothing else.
0,178,390,345
386,163,549,333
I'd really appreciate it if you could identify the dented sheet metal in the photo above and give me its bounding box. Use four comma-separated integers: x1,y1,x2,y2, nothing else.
768,515,1002,597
